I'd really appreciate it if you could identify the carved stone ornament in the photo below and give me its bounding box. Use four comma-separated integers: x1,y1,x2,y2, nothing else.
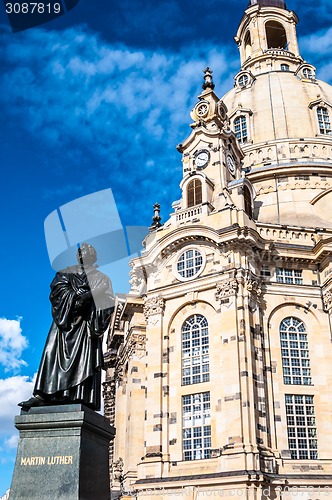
115,364,124,382
216,279,238,300
246,279,262,298
122,333,146,360
129,266,146,295
111,457,124,481
103,348,118,369
323,290,332,311
144,297,166,318
103,379,116,424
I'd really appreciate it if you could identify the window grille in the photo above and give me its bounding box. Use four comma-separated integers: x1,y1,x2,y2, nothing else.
177,249,203,279
276,268,303,285
280,317,312,385
285,395,317,459
303,68,314,79
187,179,202,207
317,107,332,135
183,392,211,460
238,74,249,87
182,315,209,385
261,265,271,277
234,115,248,144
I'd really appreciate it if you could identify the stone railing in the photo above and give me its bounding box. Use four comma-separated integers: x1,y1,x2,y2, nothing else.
264,48,296,59
242,139,332,171
258,225,315,243
175,205,203,222
171,202,214,224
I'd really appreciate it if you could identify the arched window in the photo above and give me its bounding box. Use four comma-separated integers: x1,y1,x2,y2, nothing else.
317,107,332,135
243,185,253,218
187,179,202,207
280,317,312,385
182,314,209,385
234,115,248,144
281,64,289,71
244,31,252,60
265,20,287,49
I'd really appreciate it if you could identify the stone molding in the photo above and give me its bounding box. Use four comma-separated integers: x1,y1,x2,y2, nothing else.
129,265,146,295
323,290,332,311
144,297,166,318
246,279,262,299
103,379,116,425
216,279,238,300
216,276,263,303
113,332,146,383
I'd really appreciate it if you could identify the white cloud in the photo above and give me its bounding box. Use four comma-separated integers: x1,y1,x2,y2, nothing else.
4,435,18,450
319,63,332,84
298,26,332,85
299,27,332,57
0,25,237,159
0,375,35,436
0,319,28,373
0,25,238,220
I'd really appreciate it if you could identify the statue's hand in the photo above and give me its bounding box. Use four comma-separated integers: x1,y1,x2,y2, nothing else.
74,290,93,314
78,290,93,302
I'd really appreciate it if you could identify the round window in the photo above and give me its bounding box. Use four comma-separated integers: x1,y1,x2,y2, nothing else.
303,67,314,79
238,74,249,87
174,248,205,281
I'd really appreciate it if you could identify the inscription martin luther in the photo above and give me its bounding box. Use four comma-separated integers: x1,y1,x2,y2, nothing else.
20,456,74,466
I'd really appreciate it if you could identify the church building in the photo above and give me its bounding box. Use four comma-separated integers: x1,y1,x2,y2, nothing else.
104,1,332,498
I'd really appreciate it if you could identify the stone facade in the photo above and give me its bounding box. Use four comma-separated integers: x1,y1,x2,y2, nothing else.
105,1,332,499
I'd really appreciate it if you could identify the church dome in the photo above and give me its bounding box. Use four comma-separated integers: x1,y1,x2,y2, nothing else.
223,71,332,151
223,0,332,228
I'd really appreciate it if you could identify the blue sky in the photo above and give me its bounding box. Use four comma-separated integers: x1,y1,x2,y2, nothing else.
0,0,331,494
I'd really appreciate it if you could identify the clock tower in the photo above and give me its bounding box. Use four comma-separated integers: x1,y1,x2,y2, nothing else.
176,67,251,222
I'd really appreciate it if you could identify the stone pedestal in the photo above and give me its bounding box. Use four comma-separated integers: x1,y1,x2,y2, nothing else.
9,404,115,500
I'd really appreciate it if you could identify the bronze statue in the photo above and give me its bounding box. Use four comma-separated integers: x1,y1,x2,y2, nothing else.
19,243,114,411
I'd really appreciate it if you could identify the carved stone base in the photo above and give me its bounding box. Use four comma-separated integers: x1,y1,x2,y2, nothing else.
9,404,115,500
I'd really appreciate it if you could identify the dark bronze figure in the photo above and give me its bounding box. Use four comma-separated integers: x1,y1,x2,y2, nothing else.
19,243,114,411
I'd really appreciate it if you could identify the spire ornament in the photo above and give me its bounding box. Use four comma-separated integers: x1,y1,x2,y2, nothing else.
202,67,215,90
149,203,162,232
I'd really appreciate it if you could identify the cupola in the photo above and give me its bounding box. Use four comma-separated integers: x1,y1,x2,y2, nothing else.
235,0,301,75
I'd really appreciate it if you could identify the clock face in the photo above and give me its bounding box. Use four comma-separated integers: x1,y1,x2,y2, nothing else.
226,154,236,176
194,149,210,169
196,102,209,117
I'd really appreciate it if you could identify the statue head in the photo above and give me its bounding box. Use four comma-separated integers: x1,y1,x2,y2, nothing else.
76,243,97,267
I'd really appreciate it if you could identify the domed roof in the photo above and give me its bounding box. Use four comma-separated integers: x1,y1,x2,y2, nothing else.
223,72,332,146
249,0,286,8
223,70,332,228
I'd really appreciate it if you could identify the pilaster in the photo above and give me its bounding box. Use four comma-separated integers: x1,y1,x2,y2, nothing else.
139,296,166,478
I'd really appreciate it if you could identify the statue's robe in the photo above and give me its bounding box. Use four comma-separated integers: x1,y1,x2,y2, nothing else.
34,265,114,410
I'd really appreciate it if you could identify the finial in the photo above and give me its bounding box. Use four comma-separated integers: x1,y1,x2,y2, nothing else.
149,203,162,232
202,67,215,90
248,0,286,8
